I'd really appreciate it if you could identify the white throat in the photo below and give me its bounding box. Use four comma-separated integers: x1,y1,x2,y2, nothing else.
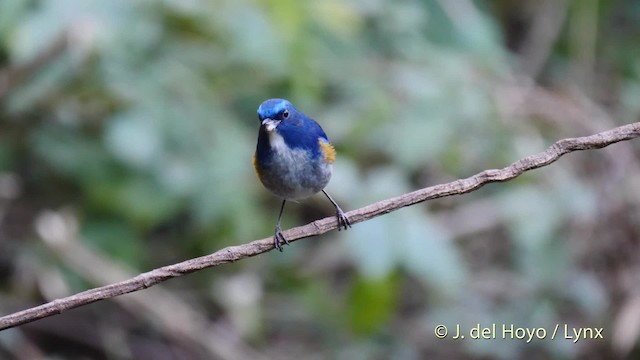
268,131,289,154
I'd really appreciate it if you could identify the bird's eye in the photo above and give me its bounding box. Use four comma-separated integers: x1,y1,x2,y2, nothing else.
282,110,289,119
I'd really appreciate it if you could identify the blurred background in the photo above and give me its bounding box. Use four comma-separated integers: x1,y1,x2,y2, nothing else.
1,0,639,359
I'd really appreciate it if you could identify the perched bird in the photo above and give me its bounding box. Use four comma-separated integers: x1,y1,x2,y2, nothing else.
253,98,351,251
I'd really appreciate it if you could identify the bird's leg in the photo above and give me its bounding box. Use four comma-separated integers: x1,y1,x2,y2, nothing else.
322,190,351,231
274,199,289,251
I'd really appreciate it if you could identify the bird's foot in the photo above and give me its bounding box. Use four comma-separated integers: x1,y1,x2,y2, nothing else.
335,207,352,231
274,225,289,252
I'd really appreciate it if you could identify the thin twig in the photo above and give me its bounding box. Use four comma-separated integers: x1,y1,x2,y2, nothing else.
0,32,68,101
1,122,639,331
519,0,570,78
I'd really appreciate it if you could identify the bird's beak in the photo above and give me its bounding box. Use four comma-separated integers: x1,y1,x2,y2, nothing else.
261,118,280,132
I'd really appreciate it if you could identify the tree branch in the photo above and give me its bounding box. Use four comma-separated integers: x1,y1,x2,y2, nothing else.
0,32,68,101
2,122,639,331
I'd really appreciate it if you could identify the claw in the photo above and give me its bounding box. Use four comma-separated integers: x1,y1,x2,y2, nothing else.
274,225,289,252
322,190,351,232
336,207,352,231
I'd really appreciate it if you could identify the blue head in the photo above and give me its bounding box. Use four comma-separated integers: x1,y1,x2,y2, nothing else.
257,98,294,123
257,98,328,140
256,98,329,157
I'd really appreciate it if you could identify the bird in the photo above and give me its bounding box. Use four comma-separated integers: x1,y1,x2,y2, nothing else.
253,98,351,251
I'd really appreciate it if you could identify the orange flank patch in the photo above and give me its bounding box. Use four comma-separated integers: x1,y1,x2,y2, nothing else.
319,139,336,164
252,153,262,181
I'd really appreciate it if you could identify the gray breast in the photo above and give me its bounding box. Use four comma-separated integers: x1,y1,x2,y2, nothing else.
260,133,332,200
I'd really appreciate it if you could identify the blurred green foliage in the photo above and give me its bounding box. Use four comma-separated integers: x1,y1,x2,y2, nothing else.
1,0,640,359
